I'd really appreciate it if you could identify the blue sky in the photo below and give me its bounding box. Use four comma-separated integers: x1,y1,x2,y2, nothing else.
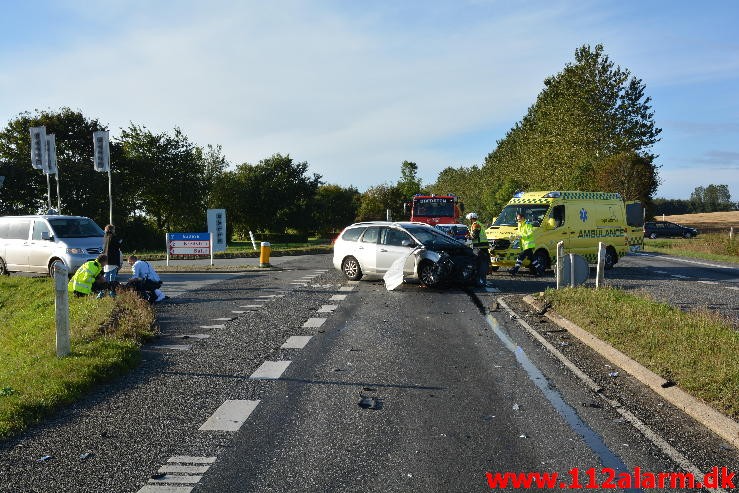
1,0,737,199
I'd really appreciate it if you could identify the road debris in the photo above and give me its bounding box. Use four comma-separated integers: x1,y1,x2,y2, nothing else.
608,371,619,378
358,395,383,410
36,455,53,462
79,452,94,460
512,403,520,411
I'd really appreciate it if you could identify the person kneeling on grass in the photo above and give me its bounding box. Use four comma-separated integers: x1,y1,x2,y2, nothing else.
68,254,112,298
126,255,167,303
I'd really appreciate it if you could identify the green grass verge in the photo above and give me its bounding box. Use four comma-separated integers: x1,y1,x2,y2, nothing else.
137,244,332,261
542,287,739,419
0,278,156,439
643,233,738,264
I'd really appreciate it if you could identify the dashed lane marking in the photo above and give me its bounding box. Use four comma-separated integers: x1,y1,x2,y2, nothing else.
697,280,719,285
148,475,202,485
150,345,192,351
250,361,291,380
199,400,260,431
239,305,263,309
232,310,246,314
303,318,326,328
728,286,739,291
317,304,338,313
338,286,354,292
137,485,194,493
348,280,360,285
159,465,211,474
199,324,225,329
329,294,347,301
258,294,278,298
180,334,210,340
168,457,216,464
281,336,313,349
211,318,233,321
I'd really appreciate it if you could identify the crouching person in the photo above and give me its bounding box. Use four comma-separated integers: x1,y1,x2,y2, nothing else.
126,255,166,303
68,254,110,298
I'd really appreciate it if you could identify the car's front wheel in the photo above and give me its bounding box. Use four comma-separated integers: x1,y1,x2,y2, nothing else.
683,232,693,239
418,260,442,288
341,256,363,281
649,232,657,239
0,257,8,276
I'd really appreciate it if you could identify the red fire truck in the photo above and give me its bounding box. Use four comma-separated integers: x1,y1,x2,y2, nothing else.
409,194,463,225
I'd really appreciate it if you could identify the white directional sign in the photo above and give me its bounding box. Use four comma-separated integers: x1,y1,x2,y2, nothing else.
93,130,110,172
45,134,58,175
207,209,227,252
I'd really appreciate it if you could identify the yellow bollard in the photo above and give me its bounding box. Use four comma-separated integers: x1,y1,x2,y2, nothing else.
259,241,271,267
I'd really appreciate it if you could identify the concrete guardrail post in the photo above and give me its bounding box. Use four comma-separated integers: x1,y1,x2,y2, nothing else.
596,242,605,289
54,263,71,357
556,241,564,289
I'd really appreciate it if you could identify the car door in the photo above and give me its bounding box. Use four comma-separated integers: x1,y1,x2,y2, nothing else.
356,226,381,274
28,219,55,273
3,219,32,271
376,227,415,274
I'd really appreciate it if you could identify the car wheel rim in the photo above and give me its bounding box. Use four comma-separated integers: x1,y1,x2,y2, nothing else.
420,264,438,286
343,260,358,277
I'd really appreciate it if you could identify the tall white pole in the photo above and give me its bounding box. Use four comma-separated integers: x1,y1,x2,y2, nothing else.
166,233,170,267
108,167,113,225
596,242,605,289
210,232,214,266
45,173,52,210
556,241,564,290
55,172,61,213
54,263,70,357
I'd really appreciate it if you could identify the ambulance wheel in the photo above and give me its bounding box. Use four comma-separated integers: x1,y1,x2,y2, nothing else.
604,247,617,270
341,256,363,281
0,257,8,276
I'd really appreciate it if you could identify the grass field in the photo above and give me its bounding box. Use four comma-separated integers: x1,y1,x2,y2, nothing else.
0,278,156,439
543,287,739,419
645,211,738,262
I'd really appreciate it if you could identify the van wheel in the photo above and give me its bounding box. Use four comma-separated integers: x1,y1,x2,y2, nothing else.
341,256,362,281
604,247,617,270
48,259,66,278
0,257,8,276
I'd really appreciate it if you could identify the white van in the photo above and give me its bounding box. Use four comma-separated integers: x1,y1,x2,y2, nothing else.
0,215,105,276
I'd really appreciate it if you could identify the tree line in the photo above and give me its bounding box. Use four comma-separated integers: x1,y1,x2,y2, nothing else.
2,44,721,248
654,185,737,215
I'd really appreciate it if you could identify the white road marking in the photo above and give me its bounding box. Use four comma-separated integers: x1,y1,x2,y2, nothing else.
181,334,210,340
348,280,360,285
338,286,354,292
258,294,278,298
727,286,739,291
150,345,192,351
250,361,291,380
239,305,263,309
168,457,216,464
670,274,691,279
281,336,313,349
318,304,338,313
697,280,719,285
637,253,734,269
314,269,328,272
211,317,233,321
199,325,225,329
199,400,260,431
137,486,194,493
312,284,322,288
654,270,668,274
303,318,326,328
232,310,246,314
149,475,202,484
159,465,210,474
330,294,347,301
485,287,501,293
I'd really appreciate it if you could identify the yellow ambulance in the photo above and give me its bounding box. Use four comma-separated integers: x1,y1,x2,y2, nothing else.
485,191,644,273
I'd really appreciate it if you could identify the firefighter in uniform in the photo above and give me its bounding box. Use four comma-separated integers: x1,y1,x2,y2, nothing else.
510,211,542,276
466,212,490,286
68,254,109,297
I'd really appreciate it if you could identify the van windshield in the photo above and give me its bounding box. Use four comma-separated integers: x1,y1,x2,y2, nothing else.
493,204,551,227
48,218,104,238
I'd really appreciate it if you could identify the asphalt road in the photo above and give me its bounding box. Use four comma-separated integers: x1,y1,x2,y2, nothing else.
1,253,736,492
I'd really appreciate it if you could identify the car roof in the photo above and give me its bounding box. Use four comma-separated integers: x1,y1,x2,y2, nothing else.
0,215,89,220
345,221,431,228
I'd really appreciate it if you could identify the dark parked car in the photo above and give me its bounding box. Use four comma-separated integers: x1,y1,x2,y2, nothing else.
644,221,699,239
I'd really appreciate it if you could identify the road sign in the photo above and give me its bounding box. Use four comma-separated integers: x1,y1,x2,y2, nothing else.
166,232,214,266
46,134,58,175
93,130,110,172
207,209,227,252
30,126,48,171
559,253,589,286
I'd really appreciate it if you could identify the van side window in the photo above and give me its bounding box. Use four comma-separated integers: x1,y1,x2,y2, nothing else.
551,205,565,227
0,220,9,239
7,221,30,240
32,221,51,240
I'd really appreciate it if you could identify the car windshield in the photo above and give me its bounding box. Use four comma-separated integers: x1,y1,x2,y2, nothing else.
493,204,551,227
403,225,464,249
48,218,104,238
412,198,455,218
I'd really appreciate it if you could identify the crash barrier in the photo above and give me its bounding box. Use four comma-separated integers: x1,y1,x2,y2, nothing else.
260,242,271,267
53,263,70,357
166,232,214,266
556,241,606,289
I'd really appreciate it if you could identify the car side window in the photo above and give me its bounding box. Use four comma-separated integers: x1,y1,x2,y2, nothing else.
7,221,30,240
341,227,366,242
32,221,51,240
382,228,412,247
551,205,565,227
360,227,380,244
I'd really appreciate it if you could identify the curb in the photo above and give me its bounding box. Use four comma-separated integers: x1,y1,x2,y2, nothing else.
522,294,739,449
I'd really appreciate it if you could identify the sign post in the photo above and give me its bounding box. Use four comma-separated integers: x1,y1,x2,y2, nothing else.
93,130,112,225
54,263,70,357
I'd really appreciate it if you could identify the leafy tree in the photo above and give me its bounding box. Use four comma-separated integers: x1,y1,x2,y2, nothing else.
119,124,207,231
210,153,322,235
653,198,692,216
312,184,361,235
356,184,405,221
397,160,422,200
690,184,733,212
592,152,660,204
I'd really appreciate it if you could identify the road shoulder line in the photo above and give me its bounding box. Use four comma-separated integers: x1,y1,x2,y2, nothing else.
522,295,739,448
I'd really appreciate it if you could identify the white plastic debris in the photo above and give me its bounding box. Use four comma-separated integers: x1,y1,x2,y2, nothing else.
383,254,408,291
